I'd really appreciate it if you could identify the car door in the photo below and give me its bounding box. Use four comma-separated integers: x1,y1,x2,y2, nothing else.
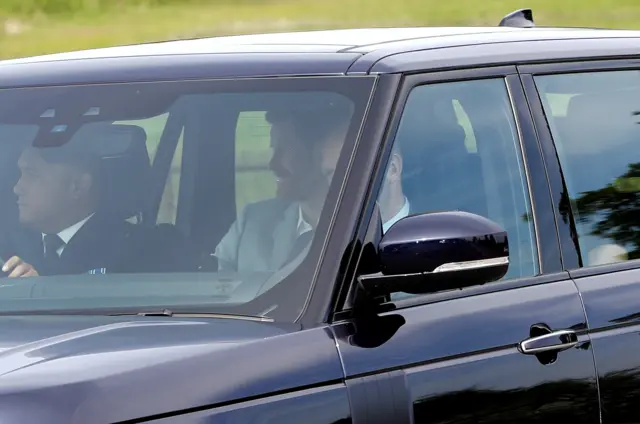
329,68,601,423
522,60,640,424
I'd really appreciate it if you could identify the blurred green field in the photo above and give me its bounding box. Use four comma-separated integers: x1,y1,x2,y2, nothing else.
0,0,244,15
2,0,640,60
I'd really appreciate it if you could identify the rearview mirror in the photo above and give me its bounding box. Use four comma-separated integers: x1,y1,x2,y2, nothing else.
358,211,509,298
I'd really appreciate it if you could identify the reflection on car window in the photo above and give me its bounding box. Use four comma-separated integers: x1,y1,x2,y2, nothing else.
536,70,640,268
235,111,275,213
0,77,374,321
379,78,538,283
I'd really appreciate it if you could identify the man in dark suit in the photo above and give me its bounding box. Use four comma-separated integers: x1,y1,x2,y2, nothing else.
0,127,185,278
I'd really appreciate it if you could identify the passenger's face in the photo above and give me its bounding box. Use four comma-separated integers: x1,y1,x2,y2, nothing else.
378,151,403,208
14,148,83,231
301,126,349,207
269,120,317,201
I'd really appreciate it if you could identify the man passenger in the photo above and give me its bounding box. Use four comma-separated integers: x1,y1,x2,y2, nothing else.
214,103,410,273
214,104,346,272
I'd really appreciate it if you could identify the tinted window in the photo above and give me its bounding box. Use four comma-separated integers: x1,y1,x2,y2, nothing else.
0,76,375,321
379,78,537,282
536,70,640,267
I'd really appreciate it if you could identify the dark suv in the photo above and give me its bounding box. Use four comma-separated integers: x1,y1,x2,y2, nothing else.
0,8,638,423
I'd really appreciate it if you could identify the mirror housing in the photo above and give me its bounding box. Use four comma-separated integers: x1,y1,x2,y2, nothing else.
358,211,509,298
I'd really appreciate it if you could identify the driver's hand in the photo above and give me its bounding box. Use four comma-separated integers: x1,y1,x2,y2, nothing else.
2,256,39,278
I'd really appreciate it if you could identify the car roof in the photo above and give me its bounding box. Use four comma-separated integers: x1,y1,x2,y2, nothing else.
3,27,639,63
1,26,640,84
1,27,520,63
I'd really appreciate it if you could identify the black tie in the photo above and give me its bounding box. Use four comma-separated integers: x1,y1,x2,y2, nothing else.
282,230,314,268
43,234,65,262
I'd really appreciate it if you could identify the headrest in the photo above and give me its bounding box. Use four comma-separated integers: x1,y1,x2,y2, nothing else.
397,96,467,180
26,123,150,221
93,124,150,221
562,90,640,155
398,96,466,146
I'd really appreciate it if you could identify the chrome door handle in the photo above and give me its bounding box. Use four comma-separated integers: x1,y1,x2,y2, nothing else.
518,329,578,355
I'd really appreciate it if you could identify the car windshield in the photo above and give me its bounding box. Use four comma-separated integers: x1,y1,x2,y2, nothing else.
0,76,375,321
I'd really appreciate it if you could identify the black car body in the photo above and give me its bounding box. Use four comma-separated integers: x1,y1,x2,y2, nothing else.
0,9,639,423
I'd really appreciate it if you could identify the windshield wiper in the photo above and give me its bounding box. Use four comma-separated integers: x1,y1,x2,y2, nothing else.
0,308,274,322
109,309,274,322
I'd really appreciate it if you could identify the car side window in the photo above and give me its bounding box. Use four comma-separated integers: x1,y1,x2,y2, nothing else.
535,70,640,268
379,78,538,281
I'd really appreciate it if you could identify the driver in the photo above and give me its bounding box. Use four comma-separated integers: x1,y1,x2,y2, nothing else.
0,127,188,277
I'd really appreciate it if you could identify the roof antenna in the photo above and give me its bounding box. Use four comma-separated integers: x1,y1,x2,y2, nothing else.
499,9,535,28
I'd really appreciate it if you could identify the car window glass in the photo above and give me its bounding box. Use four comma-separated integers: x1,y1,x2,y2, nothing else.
379,78,537,285
0,77,375,321
535,70,640,267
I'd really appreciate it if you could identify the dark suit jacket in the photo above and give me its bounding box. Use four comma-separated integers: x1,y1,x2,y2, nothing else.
0,214,199,276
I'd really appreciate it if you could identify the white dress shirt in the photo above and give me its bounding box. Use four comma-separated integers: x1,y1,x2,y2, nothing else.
42,213,95,257
297,206,313,237
382,197,410,233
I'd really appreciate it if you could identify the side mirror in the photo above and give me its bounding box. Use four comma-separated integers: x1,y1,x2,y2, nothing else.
358,211,509,298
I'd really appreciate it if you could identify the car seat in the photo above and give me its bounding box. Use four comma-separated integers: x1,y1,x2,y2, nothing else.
397,96,487,218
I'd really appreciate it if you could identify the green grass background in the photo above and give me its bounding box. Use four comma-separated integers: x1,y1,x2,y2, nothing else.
0,0,635,220
3,0,640,60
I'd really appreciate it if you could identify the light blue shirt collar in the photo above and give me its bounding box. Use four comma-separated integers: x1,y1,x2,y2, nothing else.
383,197,410,233
296,197,410,236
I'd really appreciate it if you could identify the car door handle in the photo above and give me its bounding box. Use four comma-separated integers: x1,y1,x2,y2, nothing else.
518,329,578,355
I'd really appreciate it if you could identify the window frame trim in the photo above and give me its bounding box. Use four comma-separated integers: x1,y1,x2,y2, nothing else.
506,73,562,274
519,58,640,76
520,72,582,270
520,58,640,278
300,74,401,327
329,65,566,320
